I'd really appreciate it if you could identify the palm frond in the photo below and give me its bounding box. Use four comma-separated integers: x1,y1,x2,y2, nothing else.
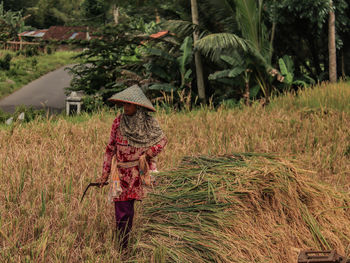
247,45,273,72
200,0,238,33
195,33,249,62
177,36,193,75
234,0,272,60
147,83,177,92
51,8,71,23
209,67,245,80
144,62,171,81
162,20,197,38
220,54,244,67
234,0,259,49
146,48,177,62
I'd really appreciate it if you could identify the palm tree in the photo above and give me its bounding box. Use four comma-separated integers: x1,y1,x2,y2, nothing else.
159,0,278,102
195,0,274,99
191,0,206,102
328,0,337,82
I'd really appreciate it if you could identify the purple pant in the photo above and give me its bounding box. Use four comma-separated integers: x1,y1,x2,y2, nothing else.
114,200,135,248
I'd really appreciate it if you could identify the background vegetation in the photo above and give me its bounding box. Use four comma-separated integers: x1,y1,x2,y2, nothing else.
1,0,349,107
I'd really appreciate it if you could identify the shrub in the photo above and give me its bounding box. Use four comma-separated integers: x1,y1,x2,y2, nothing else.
45,45,57,55
82,94,105,113
13,105,46,122
0,53,12,70
46,46,52,55
0,106,49,124
31,58,38,69
0,109,11,123
24,46,39,57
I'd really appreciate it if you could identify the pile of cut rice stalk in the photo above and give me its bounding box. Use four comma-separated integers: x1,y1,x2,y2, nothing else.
132,153,350,263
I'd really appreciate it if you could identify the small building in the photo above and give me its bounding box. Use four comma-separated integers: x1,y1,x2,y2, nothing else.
6,26,92,51
18,29,48,42
42,26,91,41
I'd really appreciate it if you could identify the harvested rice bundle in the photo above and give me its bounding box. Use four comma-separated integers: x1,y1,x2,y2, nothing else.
136,153,350,263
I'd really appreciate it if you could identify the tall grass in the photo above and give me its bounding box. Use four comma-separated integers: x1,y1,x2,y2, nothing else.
1,82,350,262
269,81,350,112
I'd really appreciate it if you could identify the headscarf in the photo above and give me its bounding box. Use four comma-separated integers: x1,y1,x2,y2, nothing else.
119,107,164,148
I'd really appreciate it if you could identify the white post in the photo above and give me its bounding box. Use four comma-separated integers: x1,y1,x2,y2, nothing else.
77,102,81,114
66,91,83,116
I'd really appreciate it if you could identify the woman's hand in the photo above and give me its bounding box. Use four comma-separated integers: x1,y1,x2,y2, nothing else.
145,148,154,161
97,173,109,187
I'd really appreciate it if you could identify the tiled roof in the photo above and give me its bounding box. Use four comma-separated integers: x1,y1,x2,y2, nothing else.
43,26,90,41
18,29,48,38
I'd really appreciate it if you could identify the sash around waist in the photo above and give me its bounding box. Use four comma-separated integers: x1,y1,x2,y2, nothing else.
117,160,140,169
113,156,152,186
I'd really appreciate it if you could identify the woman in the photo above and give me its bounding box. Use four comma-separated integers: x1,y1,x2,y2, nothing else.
97,85,167,249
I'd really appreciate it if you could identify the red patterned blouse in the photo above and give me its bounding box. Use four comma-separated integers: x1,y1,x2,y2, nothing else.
102,115,167,201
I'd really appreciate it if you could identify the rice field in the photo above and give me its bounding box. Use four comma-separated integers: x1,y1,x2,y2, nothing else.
1,82,350,262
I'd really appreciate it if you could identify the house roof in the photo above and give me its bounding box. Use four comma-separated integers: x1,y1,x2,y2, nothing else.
19,27,168,42
18,29,48,38
43,26,90,41
18,26,92,41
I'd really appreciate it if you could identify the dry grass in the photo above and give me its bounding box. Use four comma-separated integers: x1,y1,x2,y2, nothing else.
1,81,350,262
138,155,350,262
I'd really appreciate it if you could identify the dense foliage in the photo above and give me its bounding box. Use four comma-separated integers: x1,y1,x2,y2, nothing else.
0,2,30,42
1,0,350,106
67,24,143,101
265,0,349,81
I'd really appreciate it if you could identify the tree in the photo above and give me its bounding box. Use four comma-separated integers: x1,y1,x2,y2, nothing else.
28,0,87,28
264,0,350,82
2,0,37,12
160,0,251,103
67,23,143,100
335,0,350,77
328,0,337,82
194,0,276,100
191,0,206,102
81,0,109,25
0,1,30,42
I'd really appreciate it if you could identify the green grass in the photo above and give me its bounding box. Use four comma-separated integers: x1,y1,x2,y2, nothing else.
0,50,81,99
268,81,350,113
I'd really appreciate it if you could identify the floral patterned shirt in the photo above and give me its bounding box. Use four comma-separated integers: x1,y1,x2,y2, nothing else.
102,114,167,201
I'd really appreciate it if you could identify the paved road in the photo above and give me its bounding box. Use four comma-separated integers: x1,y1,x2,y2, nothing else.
0,65,74,113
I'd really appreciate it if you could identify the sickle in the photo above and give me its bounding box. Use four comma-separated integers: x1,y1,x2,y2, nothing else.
80,182,109,203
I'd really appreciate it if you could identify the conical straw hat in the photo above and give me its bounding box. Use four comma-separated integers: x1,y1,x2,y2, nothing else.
108,85,156,112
